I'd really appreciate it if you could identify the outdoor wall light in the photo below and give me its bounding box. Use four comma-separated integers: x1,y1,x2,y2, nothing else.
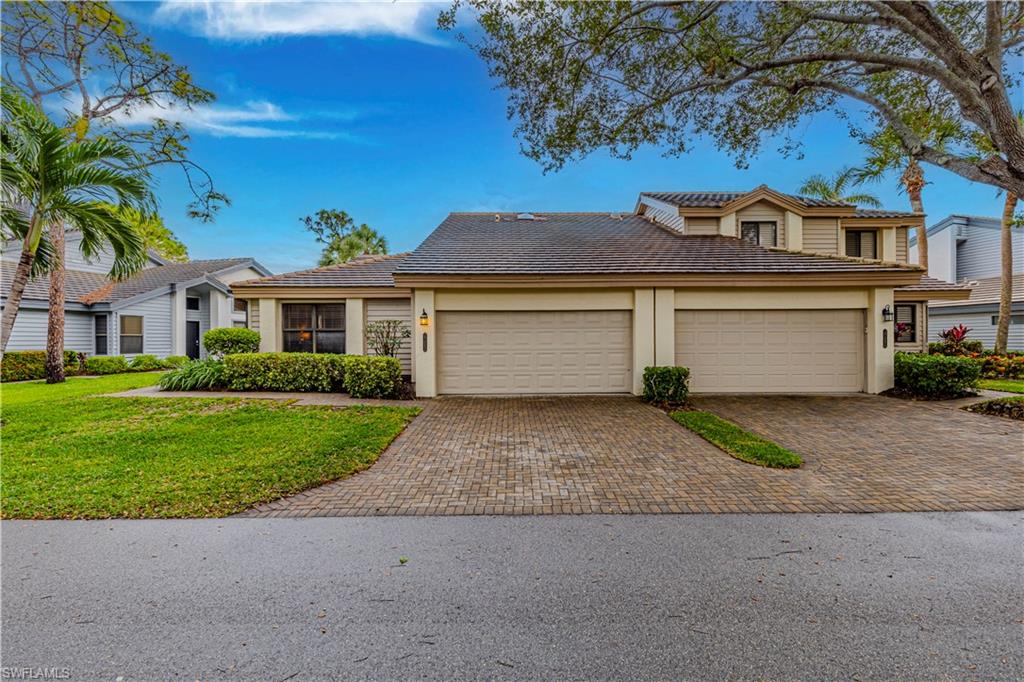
881,305,894,323
419,309,430,327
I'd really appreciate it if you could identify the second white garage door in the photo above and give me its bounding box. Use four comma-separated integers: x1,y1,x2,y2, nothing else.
675,309,865,393
437,310,632,394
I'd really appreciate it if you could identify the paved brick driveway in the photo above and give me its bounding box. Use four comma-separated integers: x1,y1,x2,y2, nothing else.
242,395,1023,517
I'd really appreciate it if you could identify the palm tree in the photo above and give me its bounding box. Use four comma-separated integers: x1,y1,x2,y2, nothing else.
319,224,389,266
1,89,150,379
994,191,1018,354
798,167,883,208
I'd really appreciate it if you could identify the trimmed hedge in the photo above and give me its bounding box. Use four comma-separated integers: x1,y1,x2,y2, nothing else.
894,352,980,399
85,355,130,375
223,352,346,392
0,350,83,382
343,355,402,399
203,327,260,358
128,354,168,371
642,366,690,406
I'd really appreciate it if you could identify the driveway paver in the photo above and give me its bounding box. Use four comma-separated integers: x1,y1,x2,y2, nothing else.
242,395,1023,517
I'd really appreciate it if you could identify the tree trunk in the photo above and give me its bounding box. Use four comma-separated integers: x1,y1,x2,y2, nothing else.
1,248,38,353
903,160,928,271
994,192,1017,354
45,223,67,383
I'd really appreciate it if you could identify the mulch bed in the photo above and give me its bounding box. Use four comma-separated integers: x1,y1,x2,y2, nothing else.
964,397,1024,421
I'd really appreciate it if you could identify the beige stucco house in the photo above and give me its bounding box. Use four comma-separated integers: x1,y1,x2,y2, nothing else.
231,186,968,398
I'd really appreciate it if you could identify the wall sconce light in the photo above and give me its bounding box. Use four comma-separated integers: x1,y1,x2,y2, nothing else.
881,305,894,323
419,309,430,327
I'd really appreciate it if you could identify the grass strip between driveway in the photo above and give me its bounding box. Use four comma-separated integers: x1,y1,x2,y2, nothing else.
671,410,803,469
1,373,420,519
978,379,1024,394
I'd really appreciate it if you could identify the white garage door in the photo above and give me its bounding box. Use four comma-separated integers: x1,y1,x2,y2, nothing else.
437,310,632,394
675,309,864,393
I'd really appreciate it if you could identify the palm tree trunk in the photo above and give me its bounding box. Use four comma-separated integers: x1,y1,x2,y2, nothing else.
994,192,1017,354
45,223,66,383
903,160,927,270
0,214,42,353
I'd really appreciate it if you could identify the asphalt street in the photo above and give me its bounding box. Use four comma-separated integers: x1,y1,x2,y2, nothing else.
2,512,1022,680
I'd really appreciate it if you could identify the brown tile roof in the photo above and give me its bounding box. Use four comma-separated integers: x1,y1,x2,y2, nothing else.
234,254,409,288
896,276,973,294
641,189,850,209
851,208,923,218
931,274,1022,307
394,213,920,276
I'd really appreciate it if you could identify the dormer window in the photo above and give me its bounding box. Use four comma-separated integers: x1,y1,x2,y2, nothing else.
845,230,877,258
740,221,777,247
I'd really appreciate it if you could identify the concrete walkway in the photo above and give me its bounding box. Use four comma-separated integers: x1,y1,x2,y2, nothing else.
109,384,427,408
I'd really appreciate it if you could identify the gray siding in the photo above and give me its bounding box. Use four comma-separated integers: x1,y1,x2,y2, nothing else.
956,227,1024,281
115,294,173,358
365,298,412,374
928,309,1024,350
1,309,94,353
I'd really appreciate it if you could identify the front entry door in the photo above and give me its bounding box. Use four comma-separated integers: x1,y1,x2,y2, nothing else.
186,321,201,359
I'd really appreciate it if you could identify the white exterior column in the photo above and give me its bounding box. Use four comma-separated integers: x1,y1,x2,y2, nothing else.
345,298,364,355
880,227,897,262
413,289,436,397
785,211,803,251
258,298,278,352
654,287,675,366
209,290,232,329
866,287,895,394
720,212,737,238
171,285,187,356
632,288,655,395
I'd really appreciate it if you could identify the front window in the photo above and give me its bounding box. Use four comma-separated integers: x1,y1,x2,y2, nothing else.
282,303,345,353
991,314,1024,325
894,304,917,343
186,296,200,311
740,221,777,247
845,230,878,258
233,298,248,313
120,315,143,354
94,315,108,355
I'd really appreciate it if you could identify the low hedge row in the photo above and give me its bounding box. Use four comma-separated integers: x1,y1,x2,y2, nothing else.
0,350,84,382
218,352,404,398
894,352,980,399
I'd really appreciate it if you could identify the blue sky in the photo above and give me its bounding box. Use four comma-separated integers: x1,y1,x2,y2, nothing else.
120,1,1006,274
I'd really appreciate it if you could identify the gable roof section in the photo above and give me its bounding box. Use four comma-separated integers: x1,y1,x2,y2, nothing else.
393,213,922,283
231,254,409,290
930,274,1022,308
1,267,109,304
642,189,848,209
640,186,919,220
79,258,260,304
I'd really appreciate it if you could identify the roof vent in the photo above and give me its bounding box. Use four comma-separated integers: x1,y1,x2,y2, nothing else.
516,212,535,221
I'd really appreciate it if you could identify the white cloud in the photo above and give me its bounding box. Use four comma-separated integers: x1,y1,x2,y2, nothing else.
154,0,442,43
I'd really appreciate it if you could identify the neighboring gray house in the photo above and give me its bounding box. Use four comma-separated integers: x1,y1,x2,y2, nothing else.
910,215,1024,348
1,231,271,359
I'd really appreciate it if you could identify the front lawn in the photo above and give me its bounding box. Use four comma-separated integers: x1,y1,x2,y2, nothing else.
671,410,803,469
978,378,1024,394
0,374,419,519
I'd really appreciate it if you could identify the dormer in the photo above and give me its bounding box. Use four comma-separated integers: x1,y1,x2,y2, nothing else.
635,185,923,264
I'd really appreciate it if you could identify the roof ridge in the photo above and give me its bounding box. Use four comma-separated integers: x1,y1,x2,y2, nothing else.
238,252,410,284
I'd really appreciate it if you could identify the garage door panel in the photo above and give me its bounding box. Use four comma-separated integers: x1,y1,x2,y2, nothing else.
676,309,864,393
438,310,632,394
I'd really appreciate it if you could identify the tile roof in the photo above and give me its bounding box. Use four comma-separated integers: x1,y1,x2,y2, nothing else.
234,254,409,288
641,189,850,209
896,276,972,294
1,267,109,303
931,274,1022,307
2,258,257,305
394,213,920,276
851,208,923,218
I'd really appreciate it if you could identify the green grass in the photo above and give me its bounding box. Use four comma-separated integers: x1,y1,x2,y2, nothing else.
978,378,1024,394
0,374,419,519
671,411,803,469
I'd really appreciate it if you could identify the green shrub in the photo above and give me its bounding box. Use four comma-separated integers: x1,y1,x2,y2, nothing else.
163,355,190,368
223,352,345,392
84,355,129,375
203,327,260,358
929,340,984,355
978,353,1024,379
128,354,167,371
158,359,226,391
0,350,83,382
642,366,690,406
342,355,403,398
894,352,980,399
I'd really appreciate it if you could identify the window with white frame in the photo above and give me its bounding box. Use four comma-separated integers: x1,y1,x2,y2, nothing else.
894,304,917,343
282,303,345,353
94,315,108,355
120,315,143,354
991,314,1024,325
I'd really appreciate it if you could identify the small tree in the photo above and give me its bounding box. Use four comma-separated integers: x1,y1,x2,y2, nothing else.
365,320,411,358
301,209,388,266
